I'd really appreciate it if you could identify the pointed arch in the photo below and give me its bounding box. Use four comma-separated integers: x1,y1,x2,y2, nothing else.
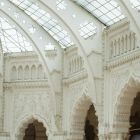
24,65,30,80
38,64,44,79
0,3,62,116
31,65,36,80
11,66,17,80
112,75,140,133
9,0,98,104
70,94,98,140
18,66,23,80
15,114,51,140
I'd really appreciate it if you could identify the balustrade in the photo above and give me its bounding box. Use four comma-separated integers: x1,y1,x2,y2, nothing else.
68,56,84,75
110,32,137,59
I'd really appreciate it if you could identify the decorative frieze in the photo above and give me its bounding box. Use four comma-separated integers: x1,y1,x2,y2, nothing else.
110,31,136,59
106,48,140,69
13,92,50,126
4,80,49,89
63,69,88,86
10,64,46,81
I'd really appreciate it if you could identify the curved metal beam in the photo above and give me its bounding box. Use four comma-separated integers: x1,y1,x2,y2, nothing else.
39,0,101,103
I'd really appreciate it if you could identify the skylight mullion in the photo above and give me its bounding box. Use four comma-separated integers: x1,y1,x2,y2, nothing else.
16,29,23,51
36,13,47,22
79,22,97,39
5,31,23,48
75,0,125,26
33,11,43,18
42,23,53,31
0,17,33,53
1,30,9,52
130,0,140,11
3,31,22,50
26,7,36,15
19,1,32,11
10,0,74,47
16,29,26,51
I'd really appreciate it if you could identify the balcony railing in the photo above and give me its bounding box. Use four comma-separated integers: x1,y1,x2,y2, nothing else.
110,32,138,59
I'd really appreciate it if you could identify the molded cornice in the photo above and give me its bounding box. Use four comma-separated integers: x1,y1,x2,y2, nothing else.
4,80,49,89
106,48,140,69
63,69,88,85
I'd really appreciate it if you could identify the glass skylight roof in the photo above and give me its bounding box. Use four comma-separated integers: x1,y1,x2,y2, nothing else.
79,22,97,38
130,0,140,11
74,0,125,26
9,0,74,48
56,0,67,10
0,17,33,53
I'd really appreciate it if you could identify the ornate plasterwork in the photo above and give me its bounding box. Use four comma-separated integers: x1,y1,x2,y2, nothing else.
2,16,140,139
67,75,103,135
69,79,88,108
105,18,140,70
112,75,140,132
13,92,51,128
107,48,140,69
111,61,140,106
4,81,49,89
63,69,88,86
15,114,51,138
70,94,93,140
111,69,130,104
104,58,140,135
69,83,101,140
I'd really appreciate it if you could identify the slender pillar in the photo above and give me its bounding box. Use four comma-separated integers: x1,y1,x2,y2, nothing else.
0,40,4,131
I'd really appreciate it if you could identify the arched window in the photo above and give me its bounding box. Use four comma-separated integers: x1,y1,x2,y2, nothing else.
23,120,48,140
18,66,23,80
38,65,44,79
24,65,30,80
31,65,36,80
11,66,17,80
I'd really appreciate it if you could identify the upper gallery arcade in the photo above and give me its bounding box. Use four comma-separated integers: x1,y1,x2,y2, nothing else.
0,0,140,140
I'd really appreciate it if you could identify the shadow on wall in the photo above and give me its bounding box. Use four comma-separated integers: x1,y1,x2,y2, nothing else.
84,105,98,140
131,135,140,140
23,120,48,140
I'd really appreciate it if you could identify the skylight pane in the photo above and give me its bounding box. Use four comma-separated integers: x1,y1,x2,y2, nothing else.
56,0,67,10
86,4,95,11
130,0,140,11
9,0,74,47
19,3,28,9
11,0,23,5
79,22,97,39
74,0,125,26
0,17,33,53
